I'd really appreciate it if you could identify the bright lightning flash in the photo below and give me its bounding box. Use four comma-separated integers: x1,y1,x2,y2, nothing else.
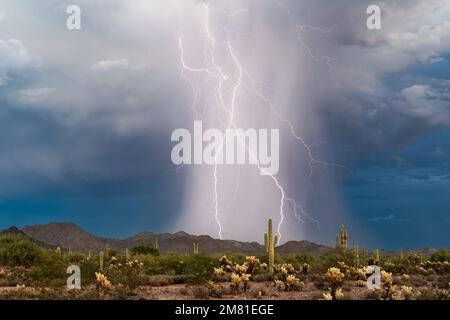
178,3,343,241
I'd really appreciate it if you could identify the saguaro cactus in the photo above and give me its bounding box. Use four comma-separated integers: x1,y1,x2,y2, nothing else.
335,234,340,254
125,248,130,261
155,240,159,250
354,245,360,266
105,244,110,259
375,249,380,262
340,225,349,255
264,219,278,273
99,251,104,271
193,242,199,255
55,247,61,260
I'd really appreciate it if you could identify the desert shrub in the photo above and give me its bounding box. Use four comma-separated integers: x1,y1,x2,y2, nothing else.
366,289,381,300
218,253,246,265
27,261,66,286
430,250,450,263
416,288,450,300
131,243,159,256
409,275,428,287
104,259,146,289
179,286,189,295
159,253,190,275
186,254,215,284
64,252,86,264
192,286,210,299
141,255,162,275
147,275,171,286
277,253,314,269
250,287,266,299
78,259,99,285
0,235,44,266
252,273,274,282
107,249,120,258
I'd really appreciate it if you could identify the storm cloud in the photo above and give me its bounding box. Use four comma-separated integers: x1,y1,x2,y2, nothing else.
0,0,449,248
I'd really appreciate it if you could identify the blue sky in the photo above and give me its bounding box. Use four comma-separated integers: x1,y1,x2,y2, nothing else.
0,0,449,249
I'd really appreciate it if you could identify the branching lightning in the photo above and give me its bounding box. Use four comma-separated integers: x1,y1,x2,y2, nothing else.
178,3,344,241
296,24,335,66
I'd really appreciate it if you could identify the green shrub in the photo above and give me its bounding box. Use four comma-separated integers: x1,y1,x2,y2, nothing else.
131,244,159,256
430,250,450,263
64,252,86,264
0,235,44,266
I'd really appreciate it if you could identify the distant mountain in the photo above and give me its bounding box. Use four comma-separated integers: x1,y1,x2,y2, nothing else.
22,222,121,252
276,240,333,255
17,222,332,255
0,225,55,249
8,222,445,255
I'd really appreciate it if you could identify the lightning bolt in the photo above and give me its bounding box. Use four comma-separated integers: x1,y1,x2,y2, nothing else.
178,3,344,241
296,24,335,66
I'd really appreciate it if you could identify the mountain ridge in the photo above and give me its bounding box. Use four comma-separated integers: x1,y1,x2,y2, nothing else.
18,222,332,255
5,222,444,255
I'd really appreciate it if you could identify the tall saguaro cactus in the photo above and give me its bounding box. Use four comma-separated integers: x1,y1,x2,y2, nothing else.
340,224,349,255
99,251,104,271
193,242,199,255
264,219,278,273
354,245,360,266
335,234,340,254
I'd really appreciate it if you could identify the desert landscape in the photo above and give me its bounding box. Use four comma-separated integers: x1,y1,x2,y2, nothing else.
0,220,448,300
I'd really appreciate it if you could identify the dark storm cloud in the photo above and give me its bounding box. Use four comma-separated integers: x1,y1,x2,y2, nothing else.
0,0,449,246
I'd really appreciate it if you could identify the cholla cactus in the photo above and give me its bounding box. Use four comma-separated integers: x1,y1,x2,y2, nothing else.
325,267,345,300
95,272,112,293
264,218,278,273
356,280,366,287
381,270,394,300
401,274,410,284
213,267,226,277
274,279,284,291
219,255,232,267
302,263,311,275
241,273,251,292
230,272,242,292
322,291,333,300
280,266,288,275
401,285,413,300
245,256,260,274
335,288,344,300
99,251,104,271
285,275,303,292
234,263,248,275
325,267,345,284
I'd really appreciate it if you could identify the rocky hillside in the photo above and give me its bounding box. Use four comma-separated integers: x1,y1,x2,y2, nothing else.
18,222,332,255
